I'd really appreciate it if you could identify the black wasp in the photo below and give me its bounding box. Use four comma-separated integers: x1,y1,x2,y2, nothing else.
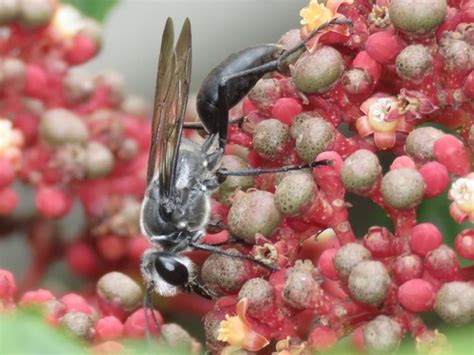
140,16,351,305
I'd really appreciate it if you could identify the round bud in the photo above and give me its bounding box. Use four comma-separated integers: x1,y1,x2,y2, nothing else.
398,279,435,312
317,248,339,280
228,190,281,243
1,58,26,91
348,260,390,306
396,45,433,81
0,0,19,25
248,78,281,114
201,249,248,292
84,142,114,179
161,323,201,354
365,31,402,64
425,245,460,281
308,326,338,352
440,38,473,73
409,223,443,256
392,254,423,284
405,127,445,162
63,70,95,104
389,0,447,36
40,109,89,145
216,155,253,205
123,308,163,338
290,111,322,140
294,117,334,162
333,243,371,279
363,316,402,354
381,168,425,209
18,0,55,28
96,272,143,312
277,29,304,74
60,311,94,339
238,278,273,315
292,46,344,94
341,68,374,96
454,229,474,260
282,264,319,309
363,226,394,258
341,150,381,194
120,95,149,116
94,316,124,341
419,162,450,198
95,70,125,105
274,173,316,215
252,119,290,160
434,282,474,325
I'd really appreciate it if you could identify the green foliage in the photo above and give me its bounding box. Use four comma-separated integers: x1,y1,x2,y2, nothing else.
0,309,86,355
0,309,194,355
62,0,119,22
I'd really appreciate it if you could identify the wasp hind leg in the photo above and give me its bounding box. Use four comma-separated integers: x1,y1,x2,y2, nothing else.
216,159,332,179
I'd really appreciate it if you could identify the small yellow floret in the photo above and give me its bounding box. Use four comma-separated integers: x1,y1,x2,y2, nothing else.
217,314,249,346
300,1,333,32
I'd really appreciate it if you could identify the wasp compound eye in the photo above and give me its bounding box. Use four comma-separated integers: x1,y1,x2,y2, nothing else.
154,254,189,286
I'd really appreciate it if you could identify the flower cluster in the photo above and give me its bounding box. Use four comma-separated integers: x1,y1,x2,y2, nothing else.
198,0,474,353
0,0,473,354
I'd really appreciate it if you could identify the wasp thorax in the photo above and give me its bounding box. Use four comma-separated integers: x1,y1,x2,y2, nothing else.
252,119,290,160
215,155,254,206
228,190,281,243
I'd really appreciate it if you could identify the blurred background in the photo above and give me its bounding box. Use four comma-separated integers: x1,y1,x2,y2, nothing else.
85,0,309,100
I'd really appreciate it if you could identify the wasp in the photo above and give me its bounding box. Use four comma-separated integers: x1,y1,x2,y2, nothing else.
140,16,352,324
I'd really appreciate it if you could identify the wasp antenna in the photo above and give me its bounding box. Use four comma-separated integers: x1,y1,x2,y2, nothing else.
143,284,155,342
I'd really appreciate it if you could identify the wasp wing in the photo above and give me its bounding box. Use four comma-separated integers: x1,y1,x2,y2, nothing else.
146,18,192,197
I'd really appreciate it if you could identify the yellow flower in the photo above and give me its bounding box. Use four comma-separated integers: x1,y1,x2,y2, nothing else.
300,1,333,32
217,298,269,353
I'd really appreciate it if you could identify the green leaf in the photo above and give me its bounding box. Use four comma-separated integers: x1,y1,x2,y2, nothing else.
62,0,119,22
0,309,86,355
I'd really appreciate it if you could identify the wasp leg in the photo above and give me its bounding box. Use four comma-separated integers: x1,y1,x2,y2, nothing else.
203,238,246,247
189,241,277,271
183,116,245,130
213,17,353,148
184,279,218,299
216,159,332,179
277,16,352,65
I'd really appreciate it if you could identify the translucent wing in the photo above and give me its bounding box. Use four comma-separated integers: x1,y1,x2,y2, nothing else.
146,18,192,197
